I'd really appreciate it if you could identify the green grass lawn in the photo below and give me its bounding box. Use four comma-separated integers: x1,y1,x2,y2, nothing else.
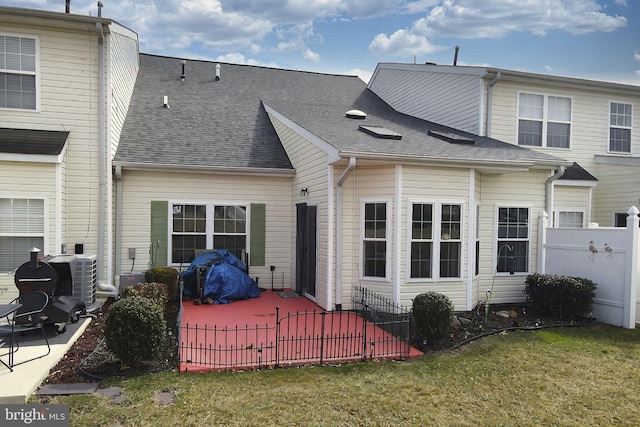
37,324,640,426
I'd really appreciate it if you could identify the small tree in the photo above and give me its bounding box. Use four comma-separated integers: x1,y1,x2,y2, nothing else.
104,296,166,367
145,267,179,301
412,292,454,347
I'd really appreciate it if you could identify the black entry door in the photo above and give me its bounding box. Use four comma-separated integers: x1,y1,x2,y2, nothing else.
296,203,317,297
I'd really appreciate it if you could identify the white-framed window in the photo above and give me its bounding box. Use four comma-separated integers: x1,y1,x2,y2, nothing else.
170,203,247,263
556,211,584,228
518,93,571,148
0,198,45,273
497,207,529,273
0,34,38,110
409,202,463,279
609,102,632,153
362,201,388,278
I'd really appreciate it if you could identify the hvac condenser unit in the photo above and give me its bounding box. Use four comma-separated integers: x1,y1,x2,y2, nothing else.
74,254,97,309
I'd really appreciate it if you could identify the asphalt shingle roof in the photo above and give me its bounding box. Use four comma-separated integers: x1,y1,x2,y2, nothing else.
116,54,567,170
0,128,68,155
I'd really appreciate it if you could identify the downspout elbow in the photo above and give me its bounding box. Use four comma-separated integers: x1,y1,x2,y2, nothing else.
545,166,566,227
338,157,356,187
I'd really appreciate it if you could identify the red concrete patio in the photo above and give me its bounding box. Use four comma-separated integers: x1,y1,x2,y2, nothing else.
179,290,422,372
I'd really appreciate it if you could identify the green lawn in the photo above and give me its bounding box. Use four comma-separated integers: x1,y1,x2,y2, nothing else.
36,325,640,426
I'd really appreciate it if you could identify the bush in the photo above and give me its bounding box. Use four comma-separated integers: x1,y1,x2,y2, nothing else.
145,267,179,301
412,292,454,347
524,273,597,320
121,282,169,310
104,296,167,367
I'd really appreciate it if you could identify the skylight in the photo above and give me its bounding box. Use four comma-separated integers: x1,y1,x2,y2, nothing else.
428,130,474,144
359,125,402,140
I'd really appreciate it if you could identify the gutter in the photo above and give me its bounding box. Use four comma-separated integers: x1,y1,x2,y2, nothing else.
335,157,356,310
96,22,117,298
112,161,296,177
485,72,501,137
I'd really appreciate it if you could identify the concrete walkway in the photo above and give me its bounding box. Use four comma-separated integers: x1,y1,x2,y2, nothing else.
0,317,91,403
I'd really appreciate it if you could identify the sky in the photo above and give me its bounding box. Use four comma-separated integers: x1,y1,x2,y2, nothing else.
2,0,639,85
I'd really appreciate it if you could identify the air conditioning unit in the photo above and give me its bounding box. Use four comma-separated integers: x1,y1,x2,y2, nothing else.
74,255,97,309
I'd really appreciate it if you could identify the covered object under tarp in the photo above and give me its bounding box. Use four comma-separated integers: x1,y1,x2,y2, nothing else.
180,249,260,304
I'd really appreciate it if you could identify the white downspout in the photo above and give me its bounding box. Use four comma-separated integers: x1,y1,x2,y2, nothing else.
545,166,566,228
335,157,356,310
114,165,123,279
96,22,117,297
485,72,501,137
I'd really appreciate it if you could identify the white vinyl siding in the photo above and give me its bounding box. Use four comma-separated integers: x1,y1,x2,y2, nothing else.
594,158,640,226
119,169,292,292
269,113,330,307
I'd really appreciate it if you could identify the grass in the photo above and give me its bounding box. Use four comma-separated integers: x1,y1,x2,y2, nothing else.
34,324,640,426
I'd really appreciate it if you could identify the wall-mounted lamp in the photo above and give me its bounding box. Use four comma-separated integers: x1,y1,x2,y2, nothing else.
300,187,308,197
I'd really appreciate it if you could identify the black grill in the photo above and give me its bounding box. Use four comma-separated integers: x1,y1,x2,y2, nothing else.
14,248,86,328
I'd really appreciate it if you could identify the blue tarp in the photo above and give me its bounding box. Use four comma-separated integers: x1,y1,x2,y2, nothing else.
180,249,260,304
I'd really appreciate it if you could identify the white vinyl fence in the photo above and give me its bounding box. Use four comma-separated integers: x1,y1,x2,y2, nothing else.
539,206,640,328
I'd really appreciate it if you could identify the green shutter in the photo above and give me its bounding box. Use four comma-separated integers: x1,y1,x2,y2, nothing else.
250,203,266,266
150,201,168,267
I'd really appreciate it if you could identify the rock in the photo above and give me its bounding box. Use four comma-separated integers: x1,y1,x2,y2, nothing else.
495,310,511,318
508,310,518,318
455,316,472,326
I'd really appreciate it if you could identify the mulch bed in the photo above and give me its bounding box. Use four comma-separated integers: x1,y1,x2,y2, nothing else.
41,299,592,384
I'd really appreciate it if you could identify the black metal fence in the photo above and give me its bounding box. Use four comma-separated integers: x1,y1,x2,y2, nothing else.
178,287,412,371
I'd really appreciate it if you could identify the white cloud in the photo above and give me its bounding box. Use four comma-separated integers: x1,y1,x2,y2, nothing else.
343,68,373,83
416,0,627,38
302,49,321,62
369,29,445,57
635,51,640,61
614,0,628,6
545,65,555,73
214,53,279,68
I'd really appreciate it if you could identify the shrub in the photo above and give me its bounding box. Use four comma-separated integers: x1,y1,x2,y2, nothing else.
121,282,169,310
104,296,167,367
412,292,454,347
524,273,597,320
145,267,179,301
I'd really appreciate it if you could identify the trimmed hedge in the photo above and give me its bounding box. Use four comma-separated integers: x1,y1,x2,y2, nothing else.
412,292,454,347
524,273,597,320
145,267,179,301
104,296,167,367
121,282,169,310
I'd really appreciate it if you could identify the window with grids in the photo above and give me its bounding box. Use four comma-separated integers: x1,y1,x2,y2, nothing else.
609,102,632,153
410,203,462,279
497,207,529,273
0,35,37,110
518,93,571,148
557,211,584,228
0,198,44,272
170,203,247,263
363,202,387,278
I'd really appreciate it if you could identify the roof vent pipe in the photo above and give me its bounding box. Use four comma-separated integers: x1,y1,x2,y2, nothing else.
65,0,71,13
453,45,460,66
181,60,186,82
97,1,103,17
215,63,221,81
163,95,170,108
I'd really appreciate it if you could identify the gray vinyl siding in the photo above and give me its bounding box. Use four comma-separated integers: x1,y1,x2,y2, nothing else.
368,67,482,134
108,26,139,158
